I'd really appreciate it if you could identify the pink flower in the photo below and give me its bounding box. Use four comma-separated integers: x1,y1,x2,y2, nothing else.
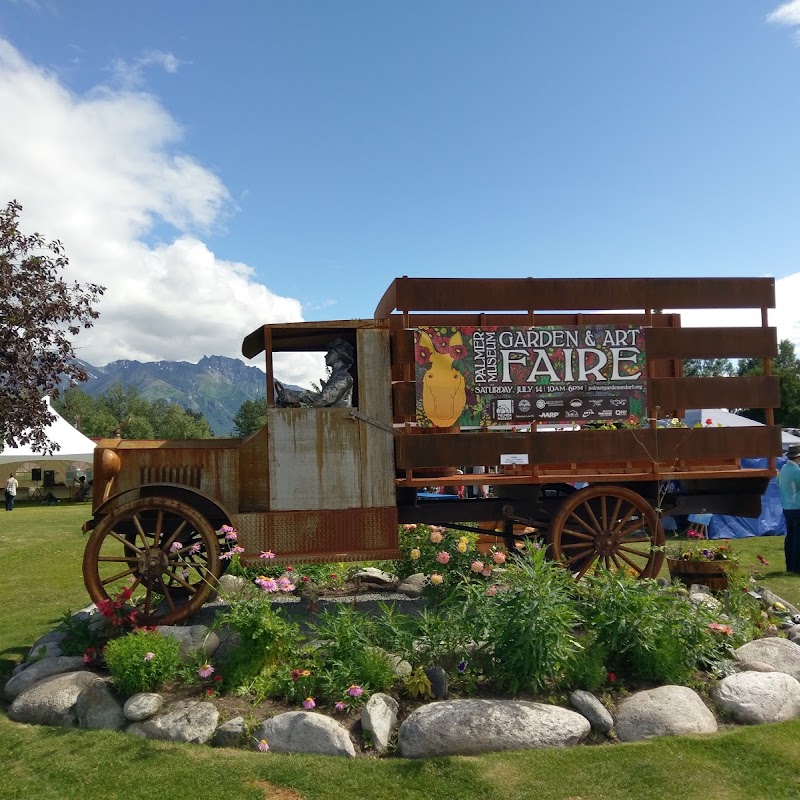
302,697,316,710
219,524,236,535
301,575,310,583
170,542,183,553
492,551,507,565
260,550,275,559
757,554,769,566
220,546,245,560
189,543,202,554
257,739,269,752
705,418,713,426
486,585,498,596
256,577,279,592
143,652,155,662
225,530,238,541
471,560,485,573
481,568,493,577
347,684,364,697
334,701,347,712
198,663,215,678
436,551,450,564
430,531,443,544
710,623,734,635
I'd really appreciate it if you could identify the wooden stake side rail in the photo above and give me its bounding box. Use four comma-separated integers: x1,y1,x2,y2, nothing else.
375,276,776,318
395,425,782,473
396,468,776,488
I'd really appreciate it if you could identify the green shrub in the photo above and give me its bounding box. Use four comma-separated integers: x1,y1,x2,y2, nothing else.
104,629,181,695
578,569,721,685
212,593,303,694
484,546,582,695
56,610,109,658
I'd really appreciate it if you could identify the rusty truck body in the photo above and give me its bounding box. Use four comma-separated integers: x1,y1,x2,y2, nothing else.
82,277,782,624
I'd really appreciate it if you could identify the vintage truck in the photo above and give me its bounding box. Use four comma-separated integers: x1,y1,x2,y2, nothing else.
82,276,782,624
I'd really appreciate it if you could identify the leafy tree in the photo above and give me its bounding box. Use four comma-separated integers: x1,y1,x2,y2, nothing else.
56,386,213,439
736,339,800,426
232,398,267,437
0,200,104,452
683,358,734,378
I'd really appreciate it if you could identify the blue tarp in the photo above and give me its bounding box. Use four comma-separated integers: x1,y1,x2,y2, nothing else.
707,457,787,539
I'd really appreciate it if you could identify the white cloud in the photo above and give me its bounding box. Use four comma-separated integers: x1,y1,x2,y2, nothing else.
109,50,185,89
768,1,800,26
0,39,322,386
668,272,800,354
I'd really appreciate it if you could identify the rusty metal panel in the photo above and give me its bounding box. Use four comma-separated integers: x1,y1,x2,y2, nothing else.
101,441,240,510
395,426,783,468
236,507,399,563
267,407,362,510
650,376,780,411
376,277,775,317
645,327,778,359
238,426,270,511
356,328,396,506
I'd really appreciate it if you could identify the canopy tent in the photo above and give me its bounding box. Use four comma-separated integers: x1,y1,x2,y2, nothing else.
0,398,96,491
683,408,800,449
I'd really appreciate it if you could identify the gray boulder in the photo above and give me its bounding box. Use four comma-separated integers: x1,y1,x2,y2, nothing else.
398,573,426,598
154,625,219,659
76,681,126,730
398,700,590,758
354,567,399,588
124,722,149,737
736,660,781,674
615,686,718,742
4,656,87,701
712,671,800,724
213,716,248,748
123,692,164,721
7,671,104,727
734,638,800,681
253,711,356,757
217,573,252,599
27,631,67,661
140,700,220,744
569,690,614,733
361,693,398,753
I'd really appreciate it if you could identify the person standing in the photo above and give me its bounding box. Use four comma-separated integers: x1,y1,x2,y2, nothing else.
778,444,800,574
5,472,18,511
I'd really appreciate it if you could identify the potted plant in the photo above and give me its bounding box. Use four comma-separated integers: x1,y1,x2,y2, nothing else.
666,533,738,591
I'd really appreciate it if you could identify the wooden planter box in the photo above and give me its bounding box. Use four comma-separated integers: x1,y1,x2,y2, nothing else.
667,557,733,591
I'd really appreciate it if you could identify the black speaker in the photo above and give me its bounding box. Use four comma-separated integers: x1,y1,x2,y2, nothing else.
31,468,42,482
43,470,55,487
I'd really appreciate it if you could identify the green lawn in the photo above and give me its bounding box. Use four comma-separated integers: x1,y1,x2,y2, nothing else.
2,502,800,800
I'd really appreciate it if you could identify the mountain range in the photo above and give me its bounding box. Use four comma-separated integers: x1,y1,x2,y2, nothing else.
78,355,273,436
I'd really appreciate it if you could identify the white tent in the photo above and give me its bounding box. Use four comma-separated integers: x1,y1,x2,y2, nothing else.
682,408,800,448
0,398,96,493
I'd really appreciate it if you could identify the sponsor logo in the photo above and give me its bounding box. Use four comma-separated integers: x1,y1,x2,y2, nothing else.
518,399,531,413
615,409,628,416
569,399,583,408
565,410,579,418
539,411,560,419
582,410,594,418
610,399,627,407
536,399,546,409
589,399,603,407
495,399,513,421
598,410,612,417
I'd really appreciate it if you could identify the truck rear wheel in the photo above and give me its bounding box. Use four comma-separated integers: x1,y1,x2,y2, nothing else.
83,497,221,626
549,485,664,580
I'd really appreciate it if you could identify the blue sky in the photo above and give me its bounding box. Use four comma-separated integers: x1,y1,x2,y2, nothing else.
2,1,800,386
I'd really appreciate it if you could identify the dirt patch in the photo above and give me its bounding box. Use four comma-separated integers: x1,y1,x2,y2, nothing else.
246,780,305,800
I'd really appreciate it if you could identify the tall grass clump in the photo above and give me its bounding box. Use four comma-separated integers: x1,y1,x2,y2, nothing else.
576,569,722,685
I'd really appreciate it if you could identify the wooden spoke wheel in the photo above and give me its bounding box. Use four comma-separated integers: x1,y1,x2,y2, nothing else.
83,497,221,626
549,485,664,580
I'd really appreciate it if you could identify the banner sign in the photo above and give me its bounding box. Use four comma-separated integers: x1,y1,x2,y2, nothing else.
414,325,647,427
